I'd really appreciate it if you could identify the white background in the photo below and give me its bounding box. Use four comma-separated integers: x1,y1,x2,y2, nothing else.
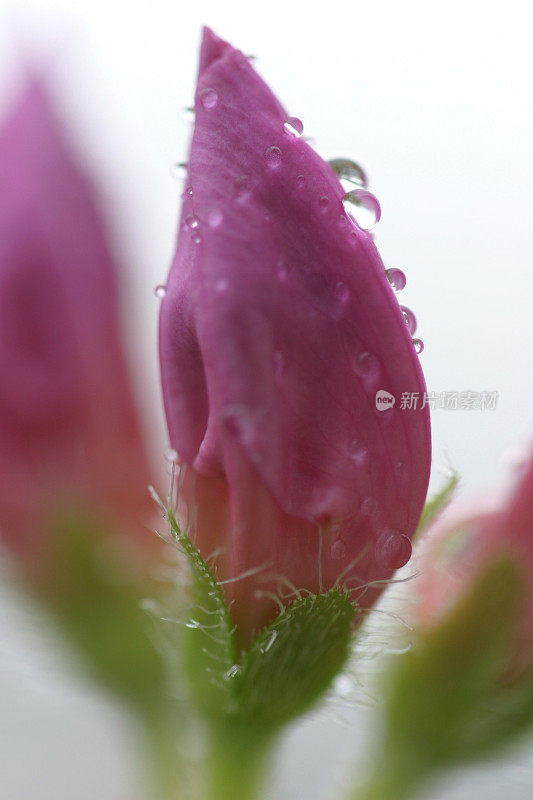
0,0,532,797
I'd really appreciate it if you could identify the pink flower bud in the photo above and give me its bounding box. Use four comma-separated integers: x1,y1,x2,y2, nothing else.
416,455,533,672
0,76,153,571
159,28,431,644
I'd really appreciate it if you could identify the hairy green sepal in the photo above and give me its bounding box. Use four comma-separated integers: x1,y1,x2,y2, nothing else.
168,510,356,729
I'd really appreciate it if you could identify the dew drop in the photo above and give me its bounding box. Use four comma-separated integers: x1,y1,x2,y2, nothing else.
276,260,289,283
208,209,223,228
153,284,166,299
328,158,368,188
165,447,179,464
191,232,202,245
360,497,376,517
353,351,380,378
347,439,368,467
330,537,347,560
386,268,407,292
343,190,381,231
234,176,252,203
400,306,417,335
265,145,282,168
283,116,304,137
170,161,187,179
185,215,199,230
200,87,218,109
375,529,412,570
184,185,193,198
335,281,350,303
413,338,424,354
319,196,330,212
214,278,229,293
221,405,256,449
296,174,306,188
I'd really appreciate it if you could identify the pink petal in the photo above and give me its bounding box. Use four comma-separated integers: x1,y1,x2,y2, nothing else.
160,28,431,642
0,76,154,566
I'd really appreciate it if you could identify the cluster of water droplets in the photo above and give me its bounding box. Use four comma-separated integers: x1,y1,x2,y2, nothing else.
327,158,423,354
328,158,381,232
173,96,424,354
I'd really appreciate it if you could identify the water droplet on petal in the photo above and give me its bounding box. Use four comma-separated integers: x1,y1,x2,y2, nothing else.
328,158,368,188
400,306,417,335
375,529,412,570
413,338,424,354
283,116,304,137
276,260,289,283
234,176,252,203
184,185,193,198
319,196,330,212
170,162,187,179
330,537,347,560
347,439,368,467
200,87,218,109
165,447,179,464
332,281,351,319
360,497,376,516
181,107,195,124
265,145,282,168
296,174,305,188
208,209,223,228
185,215,199,230
386,268,407,292
214,278,229,293
343,190,381,231
353,351,380,378
154,284,166,299
222,405,256,449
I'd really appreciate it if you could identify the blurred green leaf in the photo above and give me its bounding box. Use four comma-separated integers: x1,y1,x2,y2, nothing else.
414,469,459,540
351,557,531,800
43,509,168,719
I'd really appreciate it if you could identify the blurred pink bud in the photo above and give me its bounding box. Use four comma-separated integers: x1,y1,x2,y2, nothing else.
0,76,153,571
159,28,431,644
417,455,533,672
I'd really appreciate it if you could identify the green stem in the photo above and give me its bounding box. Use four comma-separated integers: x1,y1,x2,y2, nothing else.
353,775,418,800
143,718,190,800
205,721,275,800
351,760,428,800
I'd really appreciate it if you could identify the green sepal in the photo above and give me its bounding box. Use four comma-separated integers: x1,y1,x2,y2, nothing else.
234,590,355,729
414,469,459,540
168,513,356,730
168,509,235,717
